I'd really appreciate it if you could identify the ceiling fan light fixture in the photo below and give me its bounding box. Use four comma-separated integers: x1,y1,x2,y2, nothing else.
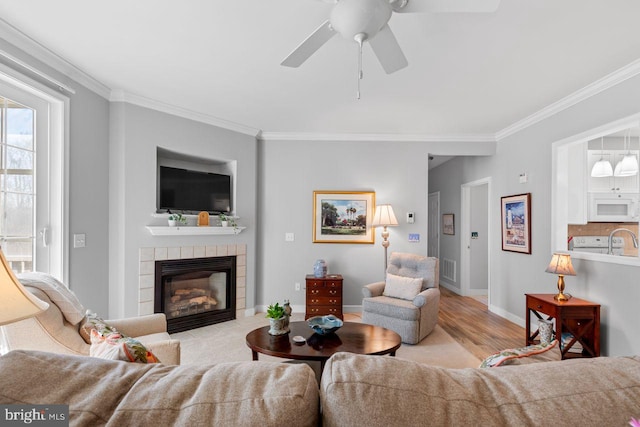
330,0,392,41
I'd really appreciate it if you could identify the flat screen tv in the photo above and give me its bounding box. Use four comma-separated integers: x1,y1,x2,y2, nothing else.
158,166,231,214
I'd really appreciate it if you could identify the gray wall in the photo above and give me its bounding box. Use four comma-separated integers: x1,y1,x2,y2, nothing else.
259,140,433,312
0,38,110,315
108,103,258,318
429,73,640,357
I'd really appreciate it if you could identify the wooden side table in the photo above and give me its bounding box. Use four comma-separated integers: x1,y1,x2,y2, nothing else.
525,293,600,359
305,274,343,320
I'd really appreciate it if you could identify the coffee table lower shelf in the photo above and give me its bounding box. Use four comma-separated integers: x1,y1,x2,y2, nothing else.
245,321,402,374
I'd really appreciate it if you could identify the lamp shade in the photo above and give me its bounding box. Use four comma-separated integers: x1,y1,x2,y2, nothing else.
371,204,398,227
591,159,613,177
614,153,639,177
0,249,48,326
545,253,576,276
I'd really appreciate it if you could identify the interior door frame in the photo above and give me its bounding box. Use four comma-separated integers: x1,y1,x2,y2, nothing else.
460,177,491,300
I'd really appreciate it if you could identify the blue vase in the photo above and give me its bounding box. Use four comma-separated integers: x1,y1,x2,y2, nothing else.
313,259,327,278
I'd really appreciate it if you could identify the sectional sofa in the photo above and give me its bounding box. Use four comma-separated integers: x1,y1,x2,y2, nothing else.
1,350,639,426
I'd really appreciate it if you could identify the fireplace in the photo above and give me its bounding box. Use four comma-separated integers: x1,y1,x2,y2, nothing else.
155,256,236,333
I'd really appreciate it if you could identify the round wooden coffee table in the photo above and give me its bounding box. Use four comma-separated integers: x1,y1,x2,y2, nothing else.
245,321,401,374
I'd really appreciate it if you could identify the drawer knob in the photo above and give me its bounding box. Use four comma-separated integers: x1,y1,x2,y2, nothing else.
537,305,542,309
311,290,319,295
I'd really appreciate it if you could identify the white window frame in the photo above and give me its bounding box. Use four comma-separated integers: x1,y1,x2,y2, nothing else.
0,63,69,282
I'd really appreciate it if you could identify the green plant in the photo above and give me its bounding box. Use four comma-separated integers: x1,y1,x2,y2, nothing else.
266,302,285,319
168,213,187,224
219,214,237,227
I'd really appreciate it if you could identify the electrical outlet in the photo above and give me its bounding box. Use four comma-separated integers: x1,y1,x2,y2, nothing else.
73,233,86,248
285,232,295,242
295,282,301,291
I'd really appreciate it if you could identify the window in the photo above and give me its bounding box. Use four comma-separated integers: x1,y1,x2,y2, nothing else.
0,66,67,279
0,96,35,272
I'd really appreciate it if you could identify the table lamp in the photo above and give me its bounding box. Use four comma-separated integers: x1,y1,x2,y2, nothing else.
0,249,48,326
545,253,576,301
371,204,398,271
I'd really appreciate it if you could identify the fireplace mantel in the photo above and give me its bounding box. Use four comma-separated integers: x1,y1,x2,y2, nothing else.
146,226,246,236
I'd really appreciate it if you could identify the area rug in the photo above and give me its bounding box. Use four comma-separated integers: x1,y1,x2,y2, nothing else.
172,312,481,369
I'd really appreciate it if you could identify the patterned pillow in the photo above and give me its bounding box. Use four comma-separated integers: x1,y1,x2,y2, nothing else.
479,340,559,368
84,314,160,363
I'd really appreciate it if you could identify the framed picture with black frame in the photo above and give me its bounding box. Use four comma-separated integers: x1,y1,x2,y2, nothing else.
442,213,455,235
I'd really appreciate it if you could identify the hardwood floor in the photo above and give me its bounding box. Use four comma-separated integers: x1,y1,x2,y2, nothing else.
438,287,525,360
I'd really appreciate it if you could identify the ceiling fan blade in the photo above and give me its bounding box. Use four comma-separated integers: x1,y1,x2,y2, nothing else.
368,24,408,74
281,21,336,68
396,0,501,13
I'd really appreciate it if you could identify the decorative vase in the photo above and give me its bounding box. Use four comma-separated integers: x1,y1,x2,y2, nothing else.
538,319,554,344
268,317,289,336
221,221,229,227
313,259,327,278
168,220,177,227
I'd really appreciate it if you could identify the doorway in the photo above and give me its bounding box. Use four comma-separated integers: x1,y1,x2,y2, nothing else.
460,178,491,303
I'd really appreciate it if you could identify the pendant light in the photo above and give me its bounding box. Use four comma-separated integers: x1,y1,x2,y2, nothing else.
591,137,613,177
614,133,639,177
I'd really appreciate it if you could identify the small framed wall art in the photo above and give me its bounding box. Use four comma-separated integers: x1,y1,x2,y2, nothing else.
312,190,375,244
442,213,455,235
501,193,532,254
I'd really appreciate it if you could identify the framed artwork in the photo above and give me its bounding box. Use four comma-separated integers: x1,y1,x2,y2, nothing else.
442,213,455,235
501,193,532,254
313,191,375,243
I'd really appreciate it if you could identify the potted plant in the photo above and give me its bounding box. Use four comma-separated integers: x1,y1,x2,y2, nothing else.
168,213,187,227
266,302,289,335
219,213,236,228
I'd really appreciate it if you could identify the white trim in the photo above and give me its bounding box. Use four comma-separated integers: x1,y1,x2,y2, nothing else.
496,58,640,141
488,303,525,328
0,18,110,99
259,132,496,143
110,90,261,137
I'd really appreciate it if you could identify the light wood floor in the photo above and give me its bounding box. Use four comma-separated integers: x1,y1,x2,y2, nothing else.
438,287,525,360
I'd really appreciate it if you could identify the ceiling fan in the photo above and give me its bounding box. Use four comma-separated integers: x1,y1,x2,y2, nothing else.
282,0,501,96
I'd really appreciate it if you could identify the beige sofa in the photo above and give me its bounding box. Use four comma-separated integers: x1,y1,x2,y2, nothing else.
1,350,639,426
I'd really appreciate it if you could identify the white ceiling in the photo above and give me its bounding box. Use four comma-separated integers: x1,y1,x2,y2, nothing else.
1,0,640,140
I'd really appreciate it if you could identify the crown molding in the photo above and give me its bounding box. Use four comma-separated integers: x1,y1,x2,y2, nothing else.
0,18,110,99
258,131,496,143
110,90,261,137
496,58,640,141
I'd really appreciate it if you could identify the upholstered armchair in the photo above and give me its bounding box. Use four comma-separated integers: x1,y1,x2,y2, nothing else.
362,252,440,344
1,272,181,364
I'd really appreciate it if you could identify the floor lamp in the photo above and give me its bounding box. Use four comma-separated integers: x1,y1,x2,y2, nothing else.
371,204,398,271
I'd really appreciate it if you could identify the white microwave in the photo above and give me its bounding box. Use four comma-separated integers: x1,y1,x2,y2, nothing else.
588,193,640,222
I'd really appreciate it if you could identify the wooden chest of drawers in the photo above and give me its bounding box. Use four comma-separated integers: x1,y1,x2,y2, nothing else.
305,274,343,320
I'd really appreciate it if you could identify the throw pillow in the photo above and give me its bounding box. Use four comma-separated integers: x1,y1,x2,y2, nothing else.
84,313,160,363
90,329,160,364
479,340,559,368
383,273,423,300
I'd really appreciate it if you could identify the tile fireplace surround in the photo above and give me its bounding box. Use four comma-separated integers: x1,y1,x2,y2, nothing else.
138,244,247,320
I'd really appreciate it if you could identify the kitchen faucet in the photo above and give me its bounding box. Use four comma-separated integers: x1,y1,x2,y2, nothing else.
608,228,639,255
